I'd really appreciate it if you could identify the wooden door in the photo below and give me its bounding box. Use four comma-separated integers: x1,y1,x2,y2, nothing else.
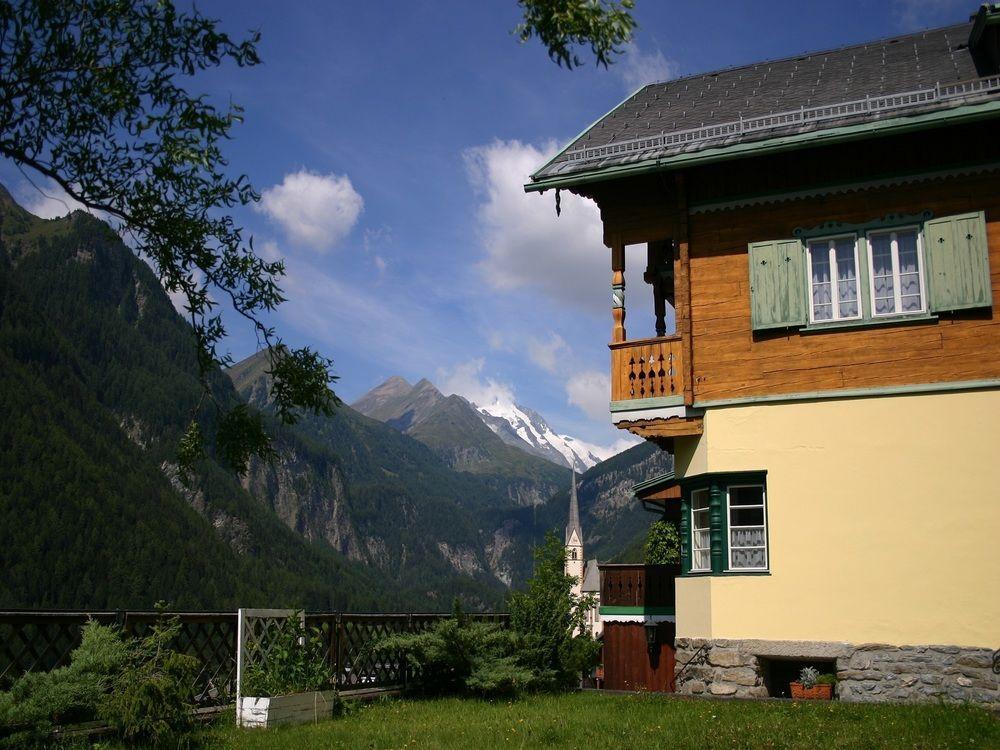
601,621,676,692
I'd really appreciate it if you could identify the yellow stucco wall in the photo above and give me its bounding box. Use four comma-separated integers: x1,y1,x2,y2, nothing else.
672,388,1000,648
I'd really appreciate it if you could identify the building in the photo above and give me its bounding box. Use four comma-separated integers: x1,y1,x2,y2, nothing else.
564,473,602,637
529,5,1000,705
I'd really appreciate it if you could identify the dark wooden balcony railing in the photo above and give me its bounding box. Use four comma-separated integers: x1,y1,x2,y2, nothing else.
598,564,680,610
609,335,685,403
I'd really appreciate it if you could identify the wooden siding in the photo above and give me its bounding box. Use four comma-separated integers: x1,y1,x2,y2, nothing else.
601,622,676,692
599,564,679,609
686,172,1000,402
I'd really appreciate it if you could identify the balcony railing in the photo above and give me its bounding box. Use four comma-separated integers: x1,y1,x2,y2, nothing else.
609,335,685,403
598,564,679,610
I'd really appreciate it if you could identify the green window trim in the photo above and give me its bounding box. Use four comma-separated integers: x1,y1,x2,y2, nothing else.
679,471,769,577
598,605,676,616
749,211,993,333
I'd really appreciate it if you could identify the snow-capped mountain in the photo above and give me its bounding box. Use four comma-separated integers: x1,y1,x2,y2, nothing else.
471,397,618,473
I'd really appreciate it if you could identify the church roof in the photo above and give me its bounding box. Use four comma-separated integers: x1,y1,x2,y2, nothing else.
565,472,581,545
582,559,600,593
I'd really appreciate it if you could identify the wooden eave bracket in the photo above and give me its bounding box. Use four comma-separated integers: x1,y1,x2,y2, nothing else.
616,416,704,440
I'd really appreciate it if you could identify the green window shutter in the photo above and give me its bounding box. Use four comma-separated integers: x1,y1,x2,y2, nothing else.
924,212,993,312
748,239,806,330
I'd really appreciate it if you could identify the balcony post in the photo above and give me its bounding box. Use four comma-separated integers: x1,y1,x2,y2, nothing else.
611,241,626,343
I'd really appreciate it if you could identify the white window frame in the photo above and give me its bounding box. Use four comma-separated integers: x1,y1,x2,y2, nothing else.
865,225,927,318
726,484,768,572
690,488,711,573
806,233,863,324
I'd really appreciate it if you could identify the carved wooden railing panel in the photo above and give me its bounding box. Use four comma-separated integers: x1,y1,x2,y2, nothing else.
598,564,680,609
610,335,685,403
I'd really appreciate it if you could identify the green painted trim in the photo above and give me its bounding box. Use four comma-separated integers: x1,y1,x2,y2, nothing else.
802,312,938,334
680,571,772,578
598,605,676,616
693,379,1000,410
610,395,685,412
794,211,933,239
689,162,1000,214
523,100,1000,193
529,85,649,181
632,471,676,495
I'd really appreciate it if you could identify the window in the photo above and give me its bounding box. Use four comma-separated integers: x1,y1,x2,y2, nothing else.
807,235,861,322
727,485,768,570
867,227,925,316
691,488,711,572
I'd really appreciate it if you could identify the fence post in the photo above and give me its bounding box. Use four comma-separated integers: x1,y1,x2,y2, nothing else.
334,613,344,690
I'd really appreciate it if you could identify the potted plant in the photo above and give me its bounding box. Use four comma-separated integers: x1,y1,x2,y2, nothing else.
789,666,836,700
237,614,339,728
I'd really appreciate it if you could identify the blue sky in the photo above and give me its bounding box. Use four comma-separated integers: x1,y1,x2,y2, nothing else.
3,0,974,449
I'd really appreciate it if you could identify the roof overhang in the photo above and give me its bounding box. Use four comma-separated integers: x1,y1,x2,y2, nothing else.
632,471,680,512
523,99,1000,194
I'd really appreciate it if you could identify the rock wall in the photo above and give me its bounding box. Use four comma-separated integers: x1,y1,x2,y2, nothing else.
674,638,1000,708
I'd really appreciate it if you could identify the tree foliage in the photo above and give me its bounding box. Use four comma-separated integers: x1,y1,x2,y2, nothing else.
516,0,637,69
644,518,680,565
0,0,338,470
507,531,601,689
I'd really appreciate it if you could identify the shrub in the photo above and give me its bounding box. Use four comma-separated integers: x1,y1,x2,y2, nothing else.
99,612,200,748
240,613,336,699
378,602,532,697
644,519,680,565
0,621,127,748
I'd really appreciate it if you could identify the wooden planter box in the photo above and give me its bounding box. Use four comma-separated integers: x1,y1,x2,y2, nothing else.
238,690,338,728
789,681,834,700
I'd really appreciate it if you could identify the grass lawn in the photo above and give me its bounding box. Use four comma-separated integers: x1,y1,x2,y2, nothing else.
209,691,999,750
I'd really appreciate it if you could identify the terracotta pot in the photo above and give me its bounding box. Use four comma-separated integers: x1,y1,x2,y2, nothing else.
790,681,834,700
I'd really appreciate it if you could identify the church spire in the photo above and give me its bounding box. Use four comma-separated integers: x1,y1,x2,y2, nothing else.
565,471,581,545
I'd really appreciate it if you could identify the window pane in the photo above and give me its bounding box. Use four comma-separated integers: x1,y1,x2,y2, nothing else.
731,528,765,547
732,548,766,569
729,486,764,507
835,238,858,318
870,233,896,315
808,241,833,320
693,529,710,549
694,550,710,570
692,489,710,511
897,230,922,312
730,507,764,527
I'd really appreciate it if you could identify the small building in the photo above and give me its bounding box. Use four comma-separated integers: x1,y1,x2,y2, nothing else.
530,5,1000,706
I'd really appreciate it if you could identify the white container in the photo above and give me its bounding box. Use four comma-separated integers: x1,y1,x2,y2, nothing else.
237,690,338,728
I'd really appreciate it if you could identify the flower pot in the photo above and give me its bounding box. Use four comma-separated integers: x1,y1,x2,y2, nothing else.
789,681,834,700
238,690,338,728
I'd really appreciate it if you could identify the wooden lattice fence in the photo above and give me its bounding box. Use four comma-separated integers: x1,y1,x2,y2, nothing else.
0,610,508,704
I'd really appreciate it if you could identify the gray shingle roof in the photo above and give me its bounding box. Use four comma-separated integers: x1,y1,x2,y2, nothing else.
582,559,600,593
531,19,1000,183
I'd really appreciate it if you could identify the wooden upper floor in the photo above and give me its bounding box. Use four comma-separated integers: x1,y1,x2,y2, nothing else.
574,119,1000,444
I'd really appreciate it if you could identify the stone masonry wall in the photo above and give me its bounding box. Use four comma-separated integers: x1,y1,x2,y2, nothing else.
675,638,1000,709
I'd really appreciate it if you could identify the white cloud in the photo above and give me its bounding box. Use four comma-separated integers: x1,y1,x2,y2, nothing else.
527,333,569,374
437,358,516,409
256,169,363,251
18,180,89,219
618,44,680,92
566,370,611,421
465,139,607,317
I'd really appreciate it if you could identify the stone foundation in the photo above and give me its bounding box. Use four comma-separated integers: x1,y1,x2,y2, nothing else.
675,638,1000,708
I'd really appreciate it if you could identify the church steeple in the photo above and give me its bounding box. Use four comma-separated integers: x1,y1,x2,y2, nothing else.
564,472,584,599
565,471,581,545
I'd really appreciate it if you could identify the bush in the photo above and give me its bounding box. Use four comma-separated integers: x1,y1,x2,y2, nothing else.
644,519,680,565
378,602,532,697
99,612,201,748
0,608,203,748
0,621,128,747
241,613,336,699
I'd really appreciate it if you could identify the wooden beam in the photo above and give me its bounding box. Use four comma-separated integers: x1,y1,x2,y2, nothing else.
674,173,695,407
616,416,704,439
611,237,626,343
